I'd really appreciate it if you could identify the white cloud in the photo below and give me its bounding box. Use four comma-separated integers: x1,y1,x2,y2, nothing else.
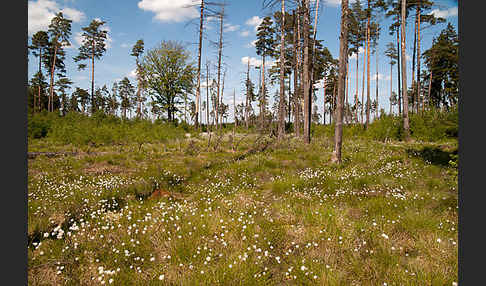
245,40,258,48
61,7,85,22
241,56,275,68
241,56,262,67
137,0,199,23
245,16,263,31
371,73,391,81
224,23,240,32
28,0,85,35
430,7,458,18
121,43,130,48
128,69,138,79
322,0,356,7
239,30,250,37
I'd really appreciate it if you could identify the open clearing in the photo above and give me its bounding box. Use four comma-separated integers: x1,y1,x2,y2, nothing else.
28,132,458,285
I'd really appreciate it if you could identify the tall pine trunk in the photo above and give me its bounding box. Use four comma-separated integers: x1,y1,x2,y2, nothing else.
294,8,301,137
345,60,349,124
91,39,95,114
417,0,422,114
36,47,42,113
396,20,402,115
331,0,348,163
355,50,359,123
323,78,326,125
365,3,370,129
206,62,210,130
303,0,311,144
278,0,286,139
216,5,224,130
245,59,250,129
390,63,393,114
375,48,379,119
401,0,410,141
361,45,365,125
195,0,204,128
412,10,417,113
48,41,59,113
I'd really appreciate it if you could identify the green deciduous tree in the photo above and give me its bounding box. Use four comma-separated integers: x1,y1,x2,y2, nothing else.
141,41,195,123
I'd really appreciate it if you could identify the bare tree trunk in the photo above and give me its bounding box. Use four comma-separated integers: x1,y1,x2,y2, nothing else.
278,0,286,140
417,0,422,114
412,9,417,113
303,0,311,144
260,56,265,130
195,0,204,128
390,63,393,115
401,0,410,141
245,59,250,130
216,4,224,130
323,78,326,125
206,61,210,130
345,60,349,124
91,39,95,114
233,88,236,134
355,50,359,123
221,68,226,126
294,8,301,137
366,4,370,128
427,70,432,111
36,47,42,113
361,45,365,125
48,41,59,113
396,20,402,115
331,0,348,164
375,47,379,119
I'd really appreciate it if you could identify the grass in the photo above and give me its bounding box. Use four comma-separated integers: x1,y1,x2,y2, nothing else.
27,120,457,285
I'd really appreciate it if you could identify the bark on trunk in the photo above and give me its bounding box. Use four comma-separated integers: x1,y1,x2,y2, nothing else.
48,41,59,113
355,50,359,123
294,8,302,137
390,63,393,115
245,59,250,129
216,5,224,130
366,6,370,128
417,0,422,114
195,0,204,128
323,78,326,125
345,60,349,124
396,20,402,115
375,48,379,120
278,0,286,139
206,62,210,129
303,0,311,143
331,0,348,164
401,0,410,141
361,45,365,125
91,39,95,114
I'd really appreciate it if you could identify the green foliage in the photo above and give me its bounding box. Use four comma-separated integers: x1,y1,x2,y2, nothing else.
28,112,186,146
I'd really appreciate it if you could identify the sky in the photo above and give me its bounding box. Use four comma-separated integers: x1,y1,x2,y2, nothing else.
28,0,458,123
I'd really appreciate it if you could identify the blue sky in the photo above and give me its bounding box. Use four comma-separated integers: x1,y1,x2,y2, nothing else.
28,0,458,122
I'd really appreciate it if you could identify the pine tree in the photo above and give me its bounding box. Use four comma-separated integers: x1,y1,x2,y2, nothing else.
47,12,72,113
131,39,145,118
384,42,398,115
331,0,349,163
74,19,108,114
29,31,49,113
